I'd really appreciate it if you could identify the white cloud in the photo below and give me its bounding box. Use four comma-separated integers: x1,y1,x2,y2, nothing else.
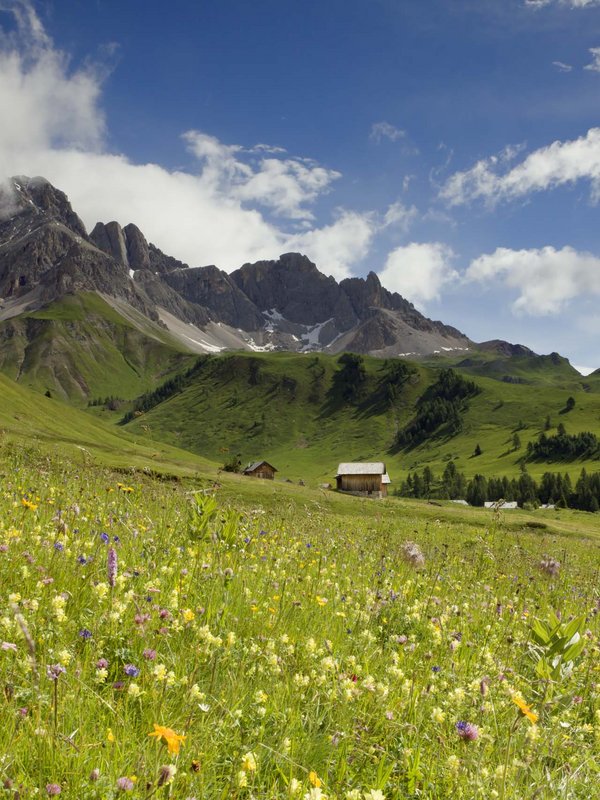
552,60,573,72
382,200,418,231
377,243,457,309
370,122,407,143
441,128,600,206
573,364,597,375
286,210,377,280
466,245,600,314
526,0,600,8
584,47,600,72
0,1,369,275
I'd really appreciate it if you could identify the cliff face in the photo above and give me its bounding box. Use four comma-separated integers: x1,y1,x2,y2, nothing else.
0,175,476,357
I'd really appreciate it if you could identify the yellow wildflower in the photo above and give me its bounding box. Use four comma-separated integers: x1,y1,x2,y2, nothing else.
512,696,538,724
148,724,186,754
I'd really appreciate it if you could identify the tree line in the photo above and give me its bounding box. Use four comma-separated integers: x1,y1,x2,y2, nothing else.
397,462,600,512
396,369,480,449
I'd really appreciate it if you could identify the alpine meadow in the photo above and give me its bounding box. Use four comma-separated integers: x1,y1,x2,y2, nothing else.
1,1,600,799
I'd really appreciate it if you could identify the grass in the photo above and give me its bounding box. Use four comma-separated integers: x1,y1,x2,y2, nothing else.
0,440,598,799
121,351,600,485
0,372,216,478
0,293,195,403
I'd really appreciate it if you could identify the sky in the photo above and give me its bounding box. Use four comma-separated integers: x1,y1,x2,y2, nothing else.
1,0,600,371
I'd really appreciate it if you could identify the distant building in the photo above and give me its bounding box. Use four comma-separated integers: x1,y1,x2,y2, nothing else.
484,501,518,510
243,461,277,480
451,499,469,505
336,462,391,498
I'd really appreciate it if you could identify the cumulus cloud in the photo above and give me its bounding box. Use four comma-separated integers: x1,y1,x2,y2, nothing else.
584,47,600,72
440,128,600,206
377,243,457,309
0,0,372,275
552,60,573,72
466,245,600,314
286,210,377,280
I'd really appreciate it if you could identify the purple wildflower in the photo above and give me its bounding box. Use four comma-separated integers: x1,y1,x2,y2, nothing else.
107,547,118,588
77,555,87,565
96,658,108,669
79,629,93,640
46,784,62,796
456,721,479,741
124,664,140,677
143,648,157,660
53,542,64,552
116,777,134,792
100,532,109,544
46,664,66,681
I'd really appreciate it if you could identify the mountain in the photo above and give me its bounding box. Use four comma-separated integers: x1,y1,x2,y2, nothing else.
0,176,473,362
0,175,580,400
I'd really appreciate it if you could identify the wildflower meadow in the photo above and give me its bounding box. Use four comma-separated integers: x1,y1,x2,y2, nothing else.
1,443,599,799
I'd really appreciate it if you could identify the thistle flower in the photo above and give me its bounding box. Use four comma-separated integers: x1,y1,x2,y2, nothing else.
46,664,66,681
46,785,61,796
116,777,135,792
157,764,177,787
107,547,118,588
539,556,560,577
456,721,479,741
400,541,425,568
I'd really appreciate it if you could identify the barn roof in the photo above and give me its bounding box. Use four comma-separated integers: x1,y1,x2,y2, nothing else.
336,462,386,476
244,460,277,474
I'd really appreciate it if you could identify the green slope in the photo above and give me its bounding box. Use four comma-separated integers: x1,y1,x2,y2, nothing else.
122,351,600,484
0,292,195,403
0,371,216,476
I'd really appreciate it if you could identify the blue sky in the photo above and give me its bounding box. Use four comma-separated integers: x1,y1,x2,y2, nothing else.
1,0,600,370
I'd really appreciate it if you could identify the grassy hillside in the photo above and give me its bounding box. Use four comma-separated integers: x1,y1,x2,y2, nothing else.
122,351,600,484
0,292,195,403
0,439,598,798
0,371,216,476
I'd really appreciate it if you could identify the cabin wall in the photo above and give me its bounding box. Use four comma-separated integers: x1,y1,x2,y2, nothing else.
337,474,385,497
250,467,275,480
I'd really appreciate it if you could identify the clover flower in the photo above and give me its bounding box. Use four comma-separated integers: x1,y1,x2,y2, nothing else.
456,721,479,741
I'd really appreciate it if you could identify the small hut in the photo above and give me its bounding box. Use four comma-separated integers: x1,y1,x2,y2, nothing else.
243,460,277,480
336,462,391,498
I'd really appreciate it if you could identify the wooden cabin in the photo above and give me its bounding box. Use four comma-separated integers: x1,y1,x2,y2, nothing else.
336,462,391,498
243,460,277,480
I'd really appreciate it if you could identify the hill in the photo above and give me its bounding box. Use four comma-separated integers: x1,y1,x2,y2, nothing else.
120,351,600,484
0,370,215,476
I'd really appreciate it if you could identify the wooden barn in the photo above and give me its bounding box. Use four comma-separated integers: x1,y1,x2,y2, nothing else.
336,462,391,498
243,460,277,480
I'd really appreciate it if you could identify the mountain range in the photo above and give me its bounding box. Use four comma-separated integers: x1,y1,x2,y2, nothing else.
0,175,537,377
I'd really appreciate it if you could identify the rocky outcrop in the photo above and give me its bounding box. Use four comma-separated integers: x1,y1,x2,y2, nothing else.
1,176,525,360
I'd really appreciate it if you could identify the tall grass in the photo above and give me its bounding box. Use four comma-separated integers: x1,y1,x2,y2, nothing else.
0,443,598,799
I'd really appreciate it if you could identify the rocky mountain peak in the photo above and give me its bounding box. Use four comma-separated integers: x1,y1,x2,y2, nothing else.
7,176,87,238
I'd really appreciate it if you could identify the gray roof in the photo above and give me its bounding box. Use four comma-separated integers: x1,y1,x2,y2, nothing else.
337,462,386,476
243,460,277,474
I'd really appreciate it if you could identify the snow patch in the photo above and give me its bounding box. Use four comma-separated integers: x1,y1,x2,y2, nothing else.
182,334,224,353
300,318,333,350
